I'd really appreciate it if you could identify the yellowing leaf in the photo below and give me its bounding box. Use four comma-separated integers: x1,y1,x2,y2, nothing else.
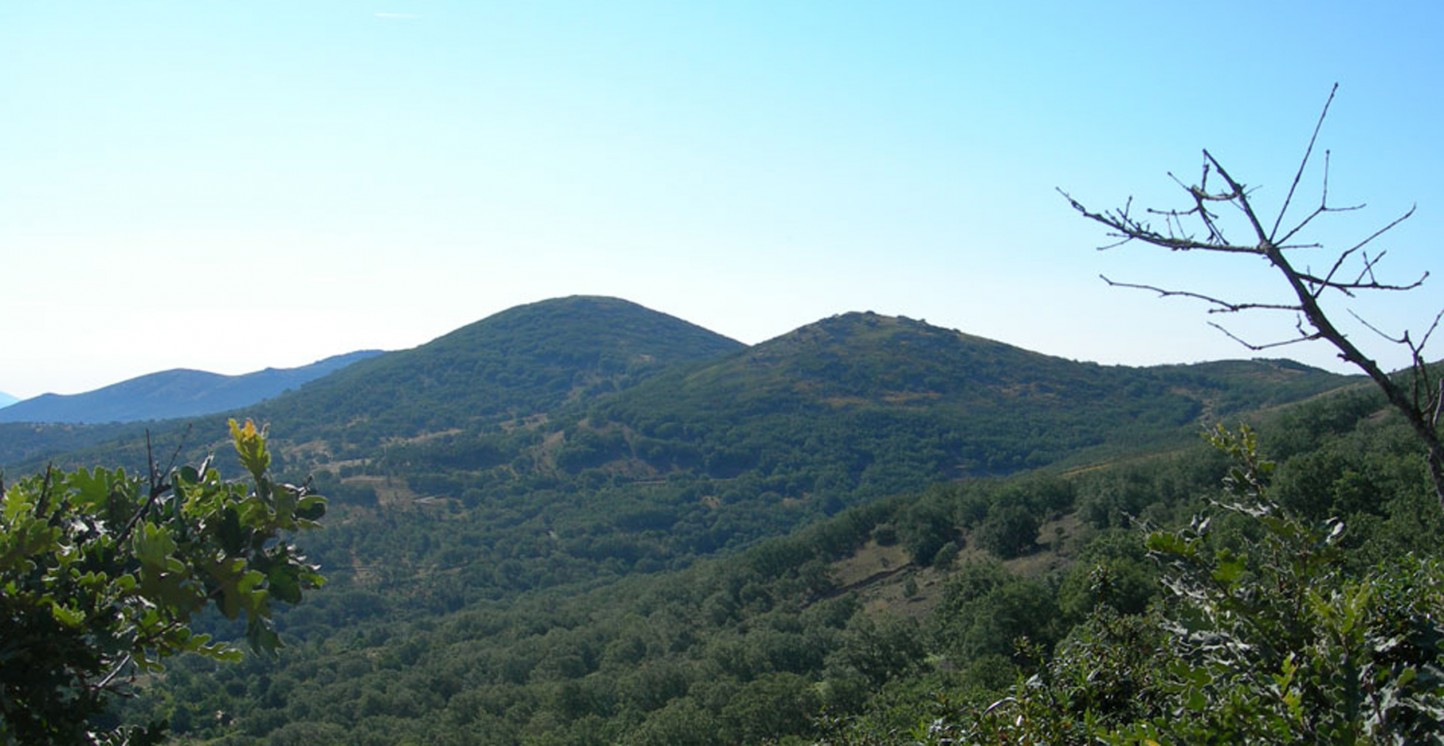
229,418,271,481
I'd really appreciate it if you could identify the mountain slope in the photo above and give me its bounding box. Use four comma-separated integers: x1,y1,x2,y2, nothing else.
585,312,1355,485
0,391,16,408
118,360,1423,745
0,351,382,424
0,297,745,472
250,295,747,451
5,297,1379,744
271,311,1356,616
2,303,1360,594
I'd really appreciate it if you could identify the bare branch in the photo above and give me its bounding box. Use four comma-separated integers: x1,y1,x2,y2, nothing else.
1420,308,1444,351
161,423,193,487
1206,321,1322,351
1339,205,1419,266
1202,151,1271,245
1272,82,1338,240
1066,86,1444,506
1348,309,1408,345
1295,267,1428,295
1316,239,1361,294
1275,199,1369,248
118,431,166,547
1099,275,1300,314
37,465,54,518
1061,188,1264,254
94,654,134,692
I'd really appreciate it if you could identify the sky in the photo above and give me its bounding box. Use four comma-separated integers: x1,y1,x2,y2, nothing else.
3,1,1443,399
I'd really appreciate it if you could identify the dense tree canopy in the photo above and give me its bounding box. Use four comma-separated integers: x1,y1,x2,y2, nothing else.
39,375,1426,744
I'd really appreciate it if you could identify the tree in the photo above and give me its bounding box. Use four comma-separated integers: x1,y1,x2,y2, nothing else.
0,419,325,744
1061,84,1444,506
975,502,1039,559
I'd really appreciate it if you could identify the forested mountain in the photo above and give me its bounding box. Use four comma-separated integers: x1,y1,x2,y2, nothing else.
1,300,1354,603
111,364,1443,745
0,420,136,469
0,296,744,471
587,312,1348,486
0,350,381,424
9,296,1414,744
3,300,1357,594
250,295,748,449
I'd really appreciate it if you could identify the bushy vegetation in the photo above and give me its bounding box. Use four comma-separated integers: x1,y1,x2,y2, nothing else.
80,378,1436,744
915,427,1444,744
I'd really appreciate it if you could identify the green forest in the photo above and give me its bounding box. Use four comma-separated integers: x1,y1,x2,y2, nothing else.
4,296,1443,744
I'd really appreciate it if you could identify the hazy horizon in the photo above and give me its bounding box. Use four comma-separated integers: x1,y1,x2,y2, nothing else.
5,2,1442,399
0,295,1383,404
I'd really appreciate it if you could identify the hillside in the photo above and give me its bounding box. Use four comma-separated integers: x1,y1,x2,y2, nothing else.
249,295,747,452
6,296,1416,744
0,297,745,471
0,421,136,469
585,312,1353,484
1,304,1357,575
221,308,1357,619
0,350,381,424
110,362,1441,744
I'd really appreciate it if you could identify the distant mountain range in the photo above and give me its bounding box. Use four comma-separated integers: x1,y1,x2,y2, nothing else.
0,296,1360,478
0,391,16,409
0,350,382,424
3,295,1353,560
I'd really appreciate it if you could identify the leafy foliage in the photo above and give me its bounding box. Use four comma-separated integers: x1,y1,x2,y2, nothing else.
0,420,325,744
936,426,1444,744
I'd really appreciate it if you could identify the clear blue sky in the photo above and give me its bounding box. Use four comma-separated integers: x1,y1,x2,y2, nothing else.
3,1,1442,399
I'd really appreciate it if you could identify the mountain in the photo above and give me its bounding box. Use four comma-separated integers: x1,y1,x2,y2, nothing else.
0,391,16,409
0,303,1360,579
6,296,1405,743
246,295,748,452
1,302,1357,504
584,312,1355,484
111,329,1419,744
0,350,382,425
210,307,1353,616
0,297,745,471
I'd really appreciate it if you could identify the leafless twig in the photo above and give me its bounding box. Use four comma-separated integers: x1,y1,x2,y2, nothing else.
1063,85,1444,506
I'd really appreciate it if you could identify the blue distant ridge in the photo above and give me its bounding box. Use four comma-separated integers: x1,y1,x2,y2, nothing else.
0,350,382,424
